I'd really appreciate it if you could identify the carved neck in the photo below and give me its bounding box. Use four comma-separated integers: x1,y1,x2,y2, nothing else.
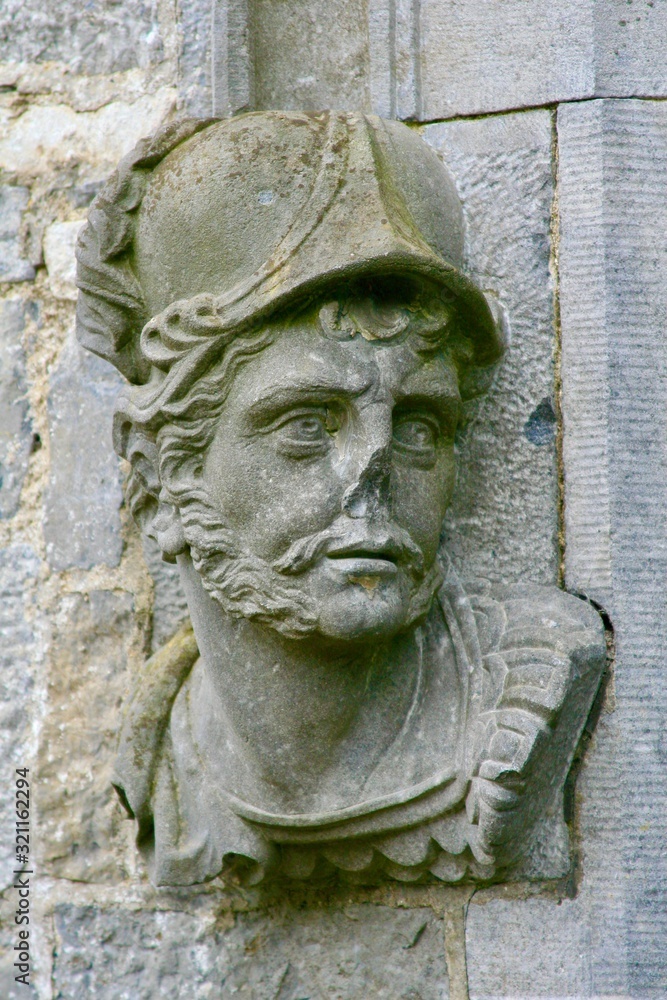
177,553,422,814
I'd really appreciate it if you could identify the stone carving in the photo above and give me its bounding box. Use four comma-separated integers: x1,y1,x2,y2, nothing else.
75,111,605,887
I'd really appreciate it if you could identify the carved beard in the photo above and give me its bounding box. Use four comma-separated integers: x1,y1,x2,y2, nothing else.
177,495,443,640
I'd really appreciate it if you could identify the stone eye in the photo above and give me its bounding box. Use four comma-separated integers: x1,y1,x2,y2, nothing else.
393,415,438,452
273,410,336,458
286,415,327,442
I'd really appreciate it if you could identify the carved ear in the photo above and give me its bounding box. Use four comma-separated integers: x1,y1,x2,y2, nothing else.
145,491,187,563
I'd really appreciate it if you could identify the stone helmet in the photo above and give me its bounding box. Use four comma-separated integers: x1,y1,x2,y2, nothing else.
75,110,505,391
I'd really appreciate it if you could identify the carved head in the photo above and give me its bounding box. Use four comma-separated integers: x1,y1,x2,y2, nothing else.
76,111,505,646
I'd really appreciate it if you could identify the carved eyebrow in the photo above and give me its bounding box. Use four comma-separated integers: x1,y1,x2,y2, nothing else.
245,378,372,425
395,377,460,409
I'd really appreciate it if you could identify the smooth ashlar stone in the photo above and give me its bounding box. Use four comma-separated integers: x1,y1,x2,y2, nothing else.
44,332,123,571
0,186,35,284
53,903,450,999
420,0,594,120
557,97,667,996
0,299,33,518
205,0,667,123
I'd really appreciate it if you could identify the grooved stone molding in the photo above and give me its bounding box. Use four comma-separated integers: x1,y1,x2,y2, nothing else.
368,0,422,119
205,1,667,122
211,0,252,117
465,96,667,999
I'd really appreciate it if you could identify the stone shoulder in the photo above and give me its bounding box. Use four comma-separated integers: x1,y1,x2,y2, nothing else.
460,581,607,869
464,580,606,663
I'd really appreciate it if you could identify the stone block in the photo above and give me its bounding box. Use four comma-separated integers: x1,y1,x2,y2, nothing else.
0,0,163,75
594,0,667,98
179,0,212,117
205,0,667,124
466,894,592,998
43,220,85,301
0,968,37,1000
44,332,123,571
0,299,33,518
36,590,136,882
556,98,667,997
53,902,450,999
419,1,593,120
248,0,370,113
0,544,40,887
142,535,189,652
0,89,176,178
422,111,558,587
0,186,35,284
211,0,253,117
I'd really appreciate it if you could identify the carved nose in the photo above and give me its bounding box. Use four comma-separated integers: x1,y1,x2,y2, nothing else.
341,446,391,520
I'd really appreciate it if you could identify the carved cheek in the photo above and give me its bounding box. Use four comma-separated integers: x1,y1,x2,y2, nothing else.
391,449,454,556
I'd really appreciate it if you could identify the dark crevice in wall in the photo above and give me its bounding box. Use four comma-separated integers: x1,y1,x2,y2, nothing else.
549,106,565,591
406,93,667,130
560,596,616,900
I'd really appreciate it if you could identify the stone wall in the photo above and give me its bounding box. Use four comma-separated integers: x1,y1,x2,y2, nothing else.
0,3,665,997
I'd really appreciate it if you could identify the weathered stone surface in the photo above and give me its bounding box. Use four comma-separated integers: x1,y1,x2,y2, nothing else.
211,0,252,117
71,110,604,890
466,894,593,998
368,0,422,119
422,111,559,587
594,0,667,98
142,535,189,652
0,299,32,518
556,98,667,997
0,544,39,888
36,590,135,882
43,220,85,302
420,1,594,120
44,332,123,571
0,89,176,177
53,902,450,999
249,0,370,112
179,0,213,117
466,97,667,1000
0,934,38,1000
202,0,667,123
0,0,163,75
0,186,35,284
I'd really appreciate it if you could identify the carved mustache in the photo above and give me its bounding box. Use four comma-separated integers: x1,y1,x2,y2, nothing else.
272,522,425,577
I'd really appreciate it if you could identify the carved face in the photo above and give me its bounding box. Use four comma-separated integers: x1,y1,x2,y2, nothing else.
198,305,461,643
